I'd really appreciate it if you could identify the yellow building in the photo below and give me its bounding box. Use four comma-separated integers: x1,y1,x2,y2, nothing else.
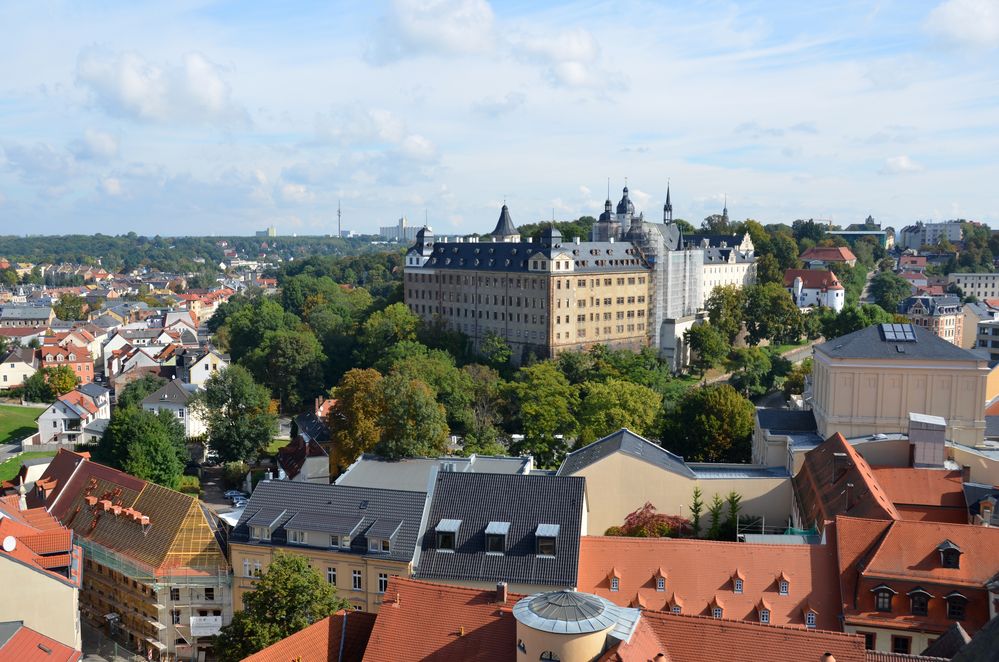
229,480,426,613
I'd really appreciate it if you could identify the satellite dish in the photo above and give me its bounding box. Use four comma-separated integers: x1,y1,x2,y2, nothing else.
2,536,16,552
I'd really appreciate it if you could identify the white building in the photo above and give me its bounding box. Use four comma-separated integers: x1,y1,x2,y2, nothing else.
948,272,999,300
379,216,420,242
784,268,844,312
898,220,963,250
35,383,110,445
0,347,38,388
688,232,757,301
142,380,205,438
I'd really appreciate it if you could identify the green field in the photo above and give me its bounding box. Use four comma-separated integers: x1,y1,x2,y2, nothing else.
0,404,44,445
0,451,57,482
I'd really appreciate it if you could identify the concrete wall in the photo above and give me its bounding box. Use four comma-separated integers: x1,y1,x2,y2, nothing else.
566,452,792,535
0,555,80,650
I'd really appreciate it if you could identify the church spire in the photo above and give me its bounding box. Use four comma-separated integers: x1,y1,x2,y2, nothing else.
664,179,673,223
722,195,729,223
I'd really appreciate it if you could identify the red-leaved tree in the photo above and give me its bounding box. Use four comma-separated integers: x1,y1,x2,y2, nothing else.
605,502,692,538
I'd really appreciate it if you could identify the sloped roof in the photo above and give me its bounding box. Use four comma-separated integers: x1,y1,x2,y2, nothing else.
488,204,519,237
922,622,972,658
362,577,520,661
56,390,98,418
416,472,584,588
578,536,841,630
1,346,37,367
0,622,80,662
243,611,375,662
793,434,901,530
800,246,857,263
814,324,982,362
141,379,197,406
755,409,817,434
336,454,533,493
0,499,80,587
952,614,999,662
276,436,328,480
783,268,843,291
870,467,967,523
558,428,695,478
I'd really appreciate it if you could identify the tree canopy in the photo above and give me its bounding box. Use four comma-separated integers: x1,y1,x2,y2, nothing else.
195,365,276,463
662,384,754,462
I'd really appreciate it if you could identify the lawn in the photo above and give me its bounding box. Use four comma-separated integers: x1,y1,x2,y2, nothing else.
0,451,57,482
0,404,45,445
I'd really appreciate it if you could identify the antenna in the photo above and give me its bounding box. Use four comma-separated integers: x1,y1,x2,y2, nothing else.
337,200,342,238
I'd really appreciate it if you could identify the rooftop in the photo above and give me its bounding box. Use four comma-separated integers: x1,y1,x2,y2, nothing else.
814,323,983,362
0,622,80,662
783,268,843,291
242,611,375,662
558,428,695,478
800,246,858,263
335,453,533,493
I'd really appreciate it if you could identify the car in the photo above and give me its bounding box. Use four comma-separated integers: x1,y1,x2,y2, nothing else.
224,490,247,499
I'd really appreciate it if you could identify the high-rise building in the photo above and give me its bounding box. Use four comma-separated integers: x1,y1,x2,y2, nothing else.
379,216,420,242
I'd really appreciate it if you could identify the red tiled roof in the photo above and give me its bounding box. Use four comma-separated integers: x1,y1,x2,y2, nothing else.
871,468,967,523
608,610,867,662
57,390,98,416
362,577,520,661
793,434,901,531
800,246,858,263
900,256,928,268
243,610,375,662
0,499,79,587
0,623,80,662
783,269,844,291
578,537,842,631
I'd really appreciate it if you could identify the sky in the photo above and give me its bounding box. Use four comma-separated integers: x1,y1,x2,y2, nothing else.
1,0,999,237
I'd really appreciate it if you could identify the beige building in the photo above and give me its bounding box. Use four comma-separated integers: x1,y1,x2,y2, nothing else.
899,294,964,346
811,323,988,447
229,480,426,614
557,429,792,534
948,272,999,299
405,212,651,363
0,346,38,388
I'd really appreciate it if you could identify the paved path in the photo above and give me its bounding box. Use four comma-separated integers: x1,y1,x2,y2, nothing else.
0,443,21,464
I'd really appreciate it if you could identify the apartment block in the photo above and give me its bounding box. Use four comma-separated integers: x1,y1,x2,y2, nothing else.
948,272,999,300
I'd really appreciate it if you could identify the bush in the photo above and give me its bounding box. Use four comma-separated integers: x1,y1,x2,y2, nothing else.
222,461,249,490
177,475,202,496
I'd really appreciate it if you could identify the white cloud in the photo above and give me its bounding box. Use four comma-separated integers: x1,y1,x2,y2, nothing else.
1,141,74,185
880,155,924,175
927,0,999,49
472,92,525,117
366,0,496,64
75,48,247,125
515,27,616,89
279,182,314,204
68,129,119,161
100,177,123,196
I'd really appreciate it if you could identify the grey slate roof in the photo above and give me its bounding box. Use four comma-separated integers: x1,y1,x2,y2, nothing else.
294,411,330,443
899,294,962,316
78,382,109,400
232,480,427,563
0,306,51,320
689,464,788,479
410,237,649,274
488,204,519,237
1,346,37,367
755,408,817,434
0,622,23,649
416,472,584,588
987,416,999,440
557,428,696,478
334,454,532,493
141,379,197,406
952,614,999,662
814,323,983,362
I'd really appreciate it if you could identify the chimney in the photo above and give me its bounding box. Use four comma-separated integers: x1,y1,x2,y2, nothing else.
17,479,27,512
496,581,508,603
962,465,971,483
908,413,946,468
832,452,851,484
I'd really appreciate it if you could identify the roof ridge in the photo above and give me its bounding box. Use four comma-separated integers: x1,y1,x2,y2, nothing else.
643,610,853,637
582,536,822,551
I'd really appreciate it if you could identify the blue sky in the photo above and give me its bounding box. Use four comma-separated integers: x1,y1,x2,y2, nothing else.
1,0,998,236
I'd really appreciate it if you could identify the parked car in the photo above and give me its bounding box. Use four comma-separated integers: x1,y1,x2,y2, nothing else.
224,490,247,499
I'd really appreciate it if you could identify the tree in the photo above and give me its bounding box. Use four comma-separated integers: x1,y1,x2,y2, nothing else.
662,384,754,462
705,285,746,343
389,348,474,434
673,218,696,235
46,365,78,396
245,327,326,411
690,486,704,538
460,364,506,455
818,304,894,340
479,331,512,368
707,493,725,540
770,232,801,272
328,369,385,472
577,379,662,445
53,293,86,321
505,361,579,468
792,219,826,244
744,283,804,345
195,365,276,464
21,370,54,402
604,502,691,538
355,303,419,367
116,374,167,409
96,408,187,488
375,373,450,459
782,358,812,399
726,347,772,398
221,296,298,364
724,491,743,541
684,324,729,376
754,253,782,285
869,271,912,313
214,551,350,662
702,214,730,234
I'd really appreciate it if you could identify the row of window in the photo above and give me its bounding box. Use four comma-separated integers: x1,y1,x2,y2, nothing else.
573,324,644,338
565,310,644,323
609,577,788,597
873,587,966,620
323,567,390,593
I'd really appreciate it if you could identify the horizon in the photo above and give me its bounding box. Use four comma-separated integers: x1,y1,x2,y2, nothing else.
1,1,998,235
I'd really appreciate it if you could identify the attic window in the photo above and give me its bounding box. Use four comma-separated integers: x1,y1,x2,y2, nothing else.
485,521,510,555
946,592,967,620
712,607,723,619
436,519,461,551
656,577,665,591
805,611,817,628
535,523,559,556
778,580,789,596
759,608,770,624
938,540,961,568
610,577,619,591
872,585,896,612
734,579,743,594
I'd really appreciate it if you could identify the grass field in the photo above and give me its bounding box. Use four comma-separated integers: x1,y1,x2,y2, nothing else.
0,451,57,482
0,404,45,445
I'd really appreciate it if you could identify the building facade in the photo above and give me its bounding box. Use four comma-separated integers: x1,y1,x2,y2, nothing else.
0,346,38,387
784,269,845,312
898,221,963,251
948,272,999,300
688,232,757,301
899,295,964,346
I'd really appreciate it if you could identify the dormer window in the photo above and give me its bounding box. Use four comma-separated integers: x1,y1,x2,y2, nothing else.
670,605,681,615
938,540,962,569
805,611,817,628
759,609,770,624
712,607,723,619
287,529,305,544
485,521,509,555
610,578,619,591
656,577,665,591
946,592,967,620
777,572,790,596
908,588,932,616
873,585,897,612
436,519,461,552
251,526,271,541
734,579,743,594
535,523,559,556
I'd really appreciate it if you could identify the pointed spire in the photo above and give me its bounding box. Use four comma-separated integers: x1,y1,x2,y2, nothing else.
664,179,673,223
489,202,519,239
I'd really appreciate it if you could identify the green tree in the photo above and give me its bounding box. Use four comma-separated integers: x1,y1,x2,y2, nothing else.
705,285,747,343
388,348,474,434
222,296,298,364
461,364,506,456
707,493,725,540
116,374,167,409
479,331,512,369
754,253,783,285
96,408,187,488
195,365,276,463
724,491,743,540
21,370,54,402
782,358,812,399
245,327,326,411
818,304,894,340
663,384,754,462
684,324,729,376
869,271,912,313
355,303,420,366
690,486,704,538
770,232,801,272
375,373,449,459
214,552,350,662
505,361,579,468
577,379,662,445
744,283,804,345
328,369,385,472
726,347,773,398
46,365,78,396
53,293,87,320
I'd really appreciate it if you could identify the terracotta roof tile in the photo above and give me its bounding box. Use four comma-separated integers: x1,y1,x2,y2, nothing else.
0,623,80,662
800,246,858,263
243,610,375,662
362,577,520,661
871,468,967,523
831,517,893,616
783,268,845,291
577,537,841,630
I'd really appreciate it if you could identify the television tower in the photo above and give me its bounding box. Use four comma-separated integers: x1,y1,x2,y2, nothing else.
337,200,342,238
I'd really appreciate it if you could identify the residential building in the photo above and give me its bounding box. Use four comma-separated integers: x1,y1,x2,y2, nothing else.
577,536,840,629
835,515,999,655
334,453,533,492
30,449,231,661
378,216,419,243
141,380,204,438
810,324,989,446
174,347,228,387
784,269,845,312
948,272,999,300
274,435,329,483
962,301,999,349
899,295,964,346
0,493,82,651
0,622,80,662
243,610,374,662
0,346,38,388
898,221,964,251
0,305,54,327
557,428,791,535
686,231,757,299
415,472,585,594
976,318,999,362
229,480,426,613
36,384,110,445
39,344,94,385
899,255,927,273
800,246,858,269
